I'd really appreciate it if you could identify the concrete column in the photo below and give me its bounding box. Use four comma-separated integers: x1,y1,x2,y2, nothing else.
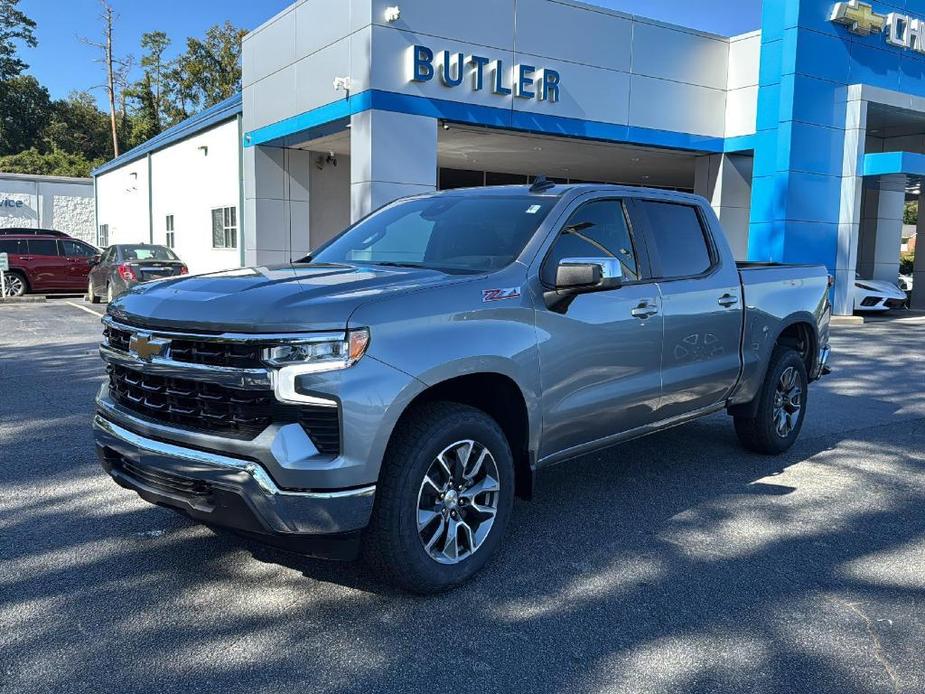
856,183,879,279
350,110,437,223
911,190,925,310
694,153,753,260
871,188,904,283
833,96,868,316
242,145,312,266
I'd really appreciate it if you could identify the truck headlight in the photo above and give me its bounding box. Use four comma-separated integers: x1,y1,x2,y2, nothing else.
263,329,370,373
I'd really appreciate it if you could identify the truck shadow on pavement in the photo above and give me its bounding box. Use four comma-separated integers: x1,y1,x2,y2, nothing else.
3,320,925,692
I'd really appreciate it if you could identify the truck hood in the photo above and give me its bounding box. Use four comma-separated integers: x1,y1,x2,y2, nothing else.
107,263,464,332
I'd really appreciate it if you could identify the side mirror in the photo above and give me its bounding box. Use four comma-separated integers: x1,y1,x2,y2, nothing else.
556,257,623,291
88,255,101,268
546,257,623,313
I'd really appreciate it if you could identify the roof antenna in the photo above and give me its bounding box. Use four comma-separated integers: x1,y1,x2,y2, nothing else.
530,175,555,193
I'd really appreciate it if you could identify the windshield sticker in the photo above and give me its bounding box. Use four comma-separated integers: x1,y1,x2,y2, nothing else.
526,204,542,214
483,287,522,303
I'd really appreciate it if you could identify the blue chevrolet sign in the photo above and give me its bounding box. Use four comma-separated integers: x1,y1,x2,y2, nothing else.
410,45,561,103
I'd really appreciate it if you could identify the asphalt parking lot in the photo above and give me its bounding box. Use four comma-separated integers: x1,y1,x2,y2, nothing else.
2,301,924,693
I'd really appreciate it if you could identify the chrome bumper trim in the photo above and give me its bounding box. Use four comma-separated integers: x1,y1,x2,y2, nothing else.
93,414,375,500
100,344,273,389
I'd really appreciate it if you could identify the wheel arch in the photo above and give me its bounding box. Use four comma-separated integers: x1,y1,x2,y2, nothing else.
729,312,818,419
385,372,536,500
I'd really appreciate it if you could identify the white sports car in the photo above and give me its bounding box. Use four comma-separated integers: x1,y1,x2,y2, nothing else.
854,276,908,312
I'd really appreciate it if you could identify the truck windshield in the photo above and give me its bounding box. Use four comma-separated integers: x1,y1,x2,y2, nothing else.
310,194,558,273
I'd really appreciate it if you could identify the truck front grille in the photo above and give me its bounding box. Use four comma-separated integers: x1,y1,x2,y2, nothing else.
108,363,276,439
104,325,131,352
106,364,341,454
168,339,266,369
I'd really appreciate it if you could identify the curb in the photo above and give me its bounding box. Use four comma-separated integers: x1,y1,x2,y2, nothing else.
0,296,47,304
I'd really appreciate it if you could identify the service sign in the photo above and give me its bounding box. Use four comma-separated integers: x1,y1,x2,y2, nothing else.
0,253,8,272
409,45,561,103
832,0,925,52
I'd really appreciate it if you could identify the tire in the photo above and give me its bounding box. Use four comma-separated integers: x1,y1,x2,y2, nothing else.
87,279,101,304
734,347,808,454
2,271,27,297
364,402,515,594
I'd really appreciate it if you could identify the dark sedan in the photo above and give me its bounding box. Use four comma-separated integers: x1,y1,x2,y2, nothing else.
87,244,188,303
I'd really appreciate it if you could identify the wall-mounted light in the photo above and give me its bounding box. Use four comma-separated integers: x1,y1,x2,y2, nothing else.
333,76,352,92
384,6,401,22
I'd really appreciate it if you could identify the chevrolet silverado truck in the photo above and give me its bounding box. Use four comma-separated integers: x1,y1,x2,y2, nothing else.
93,182,831,593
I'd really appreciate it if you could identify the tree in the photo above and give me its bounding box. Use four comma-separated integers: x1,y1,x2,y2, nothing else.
166,22,247,117
0,75,51,155
140,31,170,130
0,147,103,178
0,0,36,81
904,200,918,226
44,91,112,161
81,1,132,157
123,73,160,148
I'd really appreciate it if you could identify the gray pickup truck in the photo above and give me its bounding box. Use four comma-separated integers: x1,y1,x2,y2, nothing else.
93,182,831,593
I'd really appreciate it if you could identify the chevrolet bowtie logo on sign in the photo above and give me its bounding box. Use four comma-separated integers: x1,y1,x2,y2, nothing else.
128,333,169,362
831,1,925,52
831,0,886,36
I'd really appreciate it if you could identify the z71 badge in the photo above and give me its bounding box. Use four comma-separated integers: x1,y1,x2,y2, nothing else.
482,287,522,303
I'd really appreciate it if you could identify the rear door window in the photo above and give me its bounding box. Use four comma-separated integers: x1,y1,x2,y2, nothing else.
27,239,60,257
633,201,713,279
0,239,28,255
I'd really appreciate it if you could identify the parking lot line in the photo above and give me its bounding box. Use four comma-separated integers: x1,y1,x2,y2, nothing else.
65,301,104,318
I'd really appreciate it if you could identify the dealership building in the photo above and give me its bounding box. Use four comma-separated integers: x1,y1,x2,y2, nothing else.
1,173,95,242
94,0,925,314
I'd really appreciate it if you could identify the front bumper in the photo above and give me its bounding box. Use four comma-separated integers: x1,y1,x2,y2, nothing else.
93,414,376,558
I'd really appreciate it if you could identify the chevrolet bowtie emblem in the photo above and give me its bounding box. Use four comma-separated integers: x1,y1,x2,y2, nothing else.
129,333,169,361
831,0,886,36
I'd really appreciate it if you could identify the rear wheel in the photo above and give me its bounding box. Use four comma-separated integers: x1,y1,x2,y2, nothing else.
364,402,514,594
734,347,808,454
86,279,101,304
2,271,27,297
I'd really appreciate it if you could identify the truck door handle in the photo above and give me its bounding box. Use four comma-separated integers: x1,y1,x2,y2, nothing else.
631,300,659,319
718,294,739,307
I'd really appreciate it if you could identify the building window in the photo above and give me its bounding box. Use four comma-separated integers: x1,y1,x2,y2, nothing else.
211,207,237,249
98,224,109,247
165,214,175,249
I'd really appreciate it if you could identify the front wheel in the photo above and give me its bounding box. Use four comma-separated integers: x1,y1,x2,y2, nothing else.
364,402,514,594
734,347,808,454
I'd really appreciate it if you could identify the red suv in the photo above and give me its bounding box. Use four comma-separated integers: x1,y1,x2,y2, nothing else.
0,229,99,297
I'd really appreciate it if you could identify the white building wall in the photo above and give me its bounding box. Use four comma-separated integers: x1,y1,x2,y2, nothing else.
95,159,151,247
96,118,242,275
725,32,760,138
150,119,242,275
0,174,95,243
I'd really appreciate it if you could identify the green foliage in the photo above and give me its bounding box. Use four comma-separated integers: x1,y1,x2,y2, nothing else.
45,91,112,160
901,252,915,276
0,0,36,81
0,75,51,155
0,147,104,177
166,22,247,117
904,200,918,226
